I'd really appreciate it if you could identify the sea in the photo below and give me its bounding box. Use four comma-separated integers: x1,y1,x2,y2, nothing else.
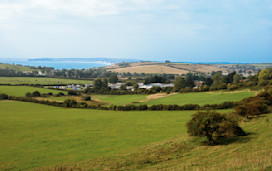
0,58,112,69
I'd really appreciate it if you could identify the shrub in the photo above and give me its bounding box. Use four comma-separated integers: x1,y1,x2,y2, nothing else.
31,91,41,97
63,99,77,107
56,92,65,97
0,94,8,100
47,92,53,96
68,91,77,96
84,96,91,101
268,87,272,95
228,84,240,91
234,96,268,117
186,111,246,145
257,92,272,105
25,92,32,97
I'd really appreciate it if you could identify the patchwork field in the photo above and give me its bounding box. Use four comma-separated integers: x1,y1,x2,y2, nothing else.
0,77,93,85
0,86,66,97
0,101,196,170
105,62,227,74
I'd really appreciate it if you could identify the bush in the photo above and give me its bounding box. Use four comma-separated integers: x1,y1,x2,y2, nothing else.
68,91,77,96
234,96,268,117
25,92,32,97
257,92,272,105
228,84,240,91
31,91,41,97
186,111,246,145
56,92,65,97
84,96,91,101
0,94,8,100
47,92,53,96
63,99,77,107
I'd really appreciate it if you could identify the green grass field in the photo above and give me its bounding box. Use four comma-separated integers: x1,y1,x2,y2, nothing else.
0,77,93,85
141,91,256,106
0,101,197,170
68,112,271,170
1,101,270,170
92,90,256,106
93,94,147,106
0,86,66,97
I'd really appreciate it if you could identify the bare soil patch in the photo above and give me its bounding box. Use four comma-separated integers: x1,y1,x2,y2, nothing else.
139,93,176,103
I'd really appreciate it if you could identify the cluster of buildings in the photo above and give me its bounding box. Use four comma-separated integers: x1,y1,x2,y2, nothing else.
53,83,175,91
54,84,91,91
52,81,209,91
217,65,258,77
108,83,174,91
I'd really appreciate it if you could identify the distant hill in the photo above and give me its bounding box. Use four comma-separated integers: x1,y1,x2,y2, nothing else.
105,62,228,75
28,58,141,63
0,63,35,71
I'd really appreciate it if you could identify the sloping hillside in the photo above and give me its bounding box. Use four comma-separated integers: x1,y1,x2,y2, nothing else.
105,62,227,75
48,112,272,170
0,63,35,71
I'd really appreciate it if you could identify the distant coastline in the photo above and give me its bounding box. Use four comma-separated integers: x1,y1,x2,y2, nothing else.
0,57,272,70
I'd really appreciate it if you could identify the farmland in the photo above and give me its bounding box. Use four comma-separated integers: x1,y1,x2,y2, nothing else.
65,112,272,170
141,90,256,106
0,86,66,97
0,71,270,170
0,101,196,170
92,94,147,106
0,101,271,170
93,90,256,106
105,62,227,74
0,77,93,85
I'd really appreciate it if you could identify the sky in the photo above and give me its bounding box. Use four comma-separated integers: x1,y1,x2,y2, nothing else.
0,0,271,63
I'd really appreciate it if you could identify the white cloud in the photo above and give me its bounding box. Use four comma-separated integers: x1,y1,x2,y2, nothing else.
0,0,189,21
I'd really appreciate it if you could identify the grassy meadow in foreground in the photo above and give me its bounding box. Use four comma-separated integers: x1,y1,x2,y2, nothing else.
0,77,93,85
65,112,272,170
0,101,199,170
0,86,66,97
141,90,256,106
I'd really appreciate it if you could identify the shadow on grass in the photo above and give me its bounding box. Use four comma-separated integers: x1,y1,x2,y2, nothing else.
217,132,255,145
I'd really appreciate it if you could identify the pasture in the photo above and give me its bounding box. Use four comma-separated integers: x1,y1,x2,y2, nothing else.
0,101,197,170
93,94,147,106
141,90,256,106
0,77,93,85
0,86,66,97
92,90,256,106
68,112,272,170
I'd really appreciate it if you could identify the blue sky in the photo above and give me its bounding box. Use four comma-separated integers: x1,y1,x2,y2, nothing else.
0,0,271,63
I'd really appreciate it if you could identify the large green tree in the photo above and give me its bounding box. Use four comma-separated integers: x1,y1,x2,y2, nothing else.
233,74,242,84
174,76,186,91
109,73,118,83
258,68,272,86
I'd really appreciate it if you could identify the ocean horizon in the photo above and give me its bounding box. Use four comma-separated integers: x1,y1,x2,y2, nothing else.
0,58,112,69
